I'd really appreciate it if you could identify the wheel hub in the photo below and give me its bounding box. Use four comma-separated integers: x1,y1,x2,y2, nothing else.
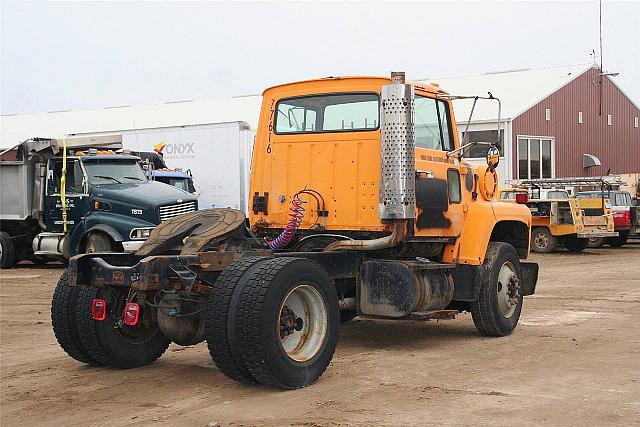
277,284,328,362
535,233,548,248
497,262,520,318
505,273,520,308
279,306,303,338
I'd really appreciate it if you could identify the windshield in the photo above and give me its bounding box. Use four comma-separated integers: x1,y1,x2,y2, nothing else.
577,192,607,199
83,159,147,185
156,177,194,193
275,93,379,134
546,190,569,199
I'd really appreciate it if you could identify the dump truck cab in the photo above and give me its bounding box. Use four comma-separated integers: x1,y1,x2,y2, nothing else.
0,137,198,267
52,73,538,390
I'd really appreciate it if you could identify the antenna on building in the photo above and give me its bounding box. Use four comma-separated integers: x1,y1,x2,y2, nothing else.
595,1,620,116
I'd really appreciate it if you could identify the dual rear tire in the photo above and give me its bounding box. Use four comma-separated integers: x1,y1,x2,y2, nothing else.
205,257,340,389
51,270,170,368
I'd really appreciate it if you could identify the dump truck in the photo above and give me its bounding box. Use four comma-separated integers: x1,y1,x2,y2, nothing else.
73,121,256,211
51,73,538,389
0,135,198,268
502,178,617,253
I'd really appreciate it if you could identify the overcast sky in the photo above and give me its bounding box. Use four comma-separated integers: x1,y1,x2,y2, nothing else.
1,1,639,115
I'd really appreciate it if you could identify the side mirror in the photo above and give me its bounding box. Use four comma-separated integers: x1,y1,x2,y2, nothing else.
486,145,500,170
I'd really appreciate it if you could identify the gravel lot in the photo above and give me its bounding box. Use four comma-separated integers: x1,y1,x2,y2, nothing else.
1,244,639,426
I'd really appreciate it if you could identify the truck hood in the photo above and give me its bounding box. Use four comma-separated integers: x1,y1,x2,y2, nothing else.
91,181,196,209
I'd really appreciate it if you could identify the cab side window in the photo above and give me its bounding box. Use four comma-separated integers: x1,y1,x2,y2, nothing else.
415,96,453,151
48,159,85,195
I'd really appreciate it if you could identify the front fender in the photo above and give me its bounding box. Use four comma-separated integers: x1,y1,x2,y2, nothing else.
69,211,157,256
443,201,531,265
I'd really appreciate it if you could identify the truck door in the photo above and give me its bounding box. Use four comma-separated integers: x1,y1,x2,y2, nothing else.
45,158,89,233
413,95,464,237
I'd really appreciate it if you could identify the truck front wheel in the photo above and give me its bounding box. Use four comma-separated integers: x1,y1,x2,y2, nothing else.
471,242,523,337
0,231,16,269
232,257,340,389
530,227,556,253
51,270,96,364
76,287,170,368
84,232,113,253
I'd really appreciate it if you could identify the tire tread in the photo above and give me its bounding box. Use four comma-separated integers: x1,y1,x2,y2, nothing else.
204,256,268,383
51,270,96,364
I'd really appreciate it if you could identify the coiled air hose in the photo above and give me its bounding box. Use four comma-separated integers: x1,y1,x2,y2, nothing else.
267,194,306,250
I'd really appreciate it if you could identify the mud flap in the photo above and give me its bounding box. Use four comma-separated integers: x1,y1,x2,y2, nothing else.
136,209,247,256
520,262,538,296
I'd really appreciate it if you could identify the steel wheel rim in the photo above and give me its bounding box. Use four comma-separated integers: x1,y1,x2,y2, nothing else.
535,233,548,249
496,261,519,318
278,284,328,362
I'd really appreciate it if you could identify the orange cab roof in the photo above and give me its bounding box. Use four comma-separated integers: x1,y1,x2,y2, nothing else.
262,76,447,97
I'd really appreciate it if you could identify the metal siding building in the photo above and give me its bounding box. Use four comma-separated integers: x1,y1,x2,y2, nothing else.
512,66,640,178
426,64,640,185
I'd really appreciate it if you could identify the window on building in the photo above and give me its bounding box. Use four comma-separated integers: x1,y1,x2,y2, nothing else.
517,136,553,179
545,108,551,121
635,117,638,128
460,129,504,158
607,114,613,126
578,111,583,124
414,96,453,151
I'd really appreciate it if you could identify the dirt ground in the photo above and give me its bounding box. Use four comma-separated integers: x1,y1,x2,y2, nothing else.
1,245,639,426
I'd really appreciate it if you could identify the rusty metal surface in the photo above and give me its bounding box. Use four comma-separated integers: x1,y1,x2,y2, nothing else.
358,259,454,319
136,208,247,256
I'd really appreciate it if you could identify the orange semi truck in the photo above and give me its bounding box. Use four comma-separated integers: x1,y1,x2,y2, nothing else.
51,73,538,389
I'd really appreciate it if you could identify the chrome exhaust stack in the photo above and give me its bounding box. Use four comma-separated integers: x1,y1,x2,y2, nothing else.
325,72,415,252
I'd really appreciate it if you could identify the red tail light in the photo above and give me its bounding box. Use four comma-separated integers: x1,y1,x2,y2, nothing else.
515,193,528,204
123,302,140,326
624,210,631,224
91,299,107,321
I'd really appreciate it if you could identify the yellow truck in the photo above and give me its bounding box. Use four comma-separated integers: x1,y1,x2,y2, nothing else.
500,182,616,253
52,73,538,389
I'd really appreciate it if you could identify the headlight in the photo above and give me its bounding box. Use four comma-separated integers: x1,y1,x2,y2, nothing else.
129,227,154,240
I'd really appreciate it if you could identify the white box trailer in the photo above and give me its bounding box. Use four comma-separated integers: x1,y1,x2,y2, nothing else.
73,121,255,213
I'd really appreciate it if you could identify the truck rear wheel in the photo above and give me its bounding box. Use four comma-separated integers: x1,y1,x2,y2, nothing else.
232,257,340,389
204,256,270,383
564,236,589,252
84,232,113,253
588,237,606,248
0,231,16,269
530,227,556,253
471,242,523,337
76,287,170,368
607,232,628,247
51,270,96,364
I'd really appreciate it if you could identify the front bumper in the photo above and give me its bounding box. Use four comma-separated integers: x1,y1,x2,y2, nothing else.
122,240,145,253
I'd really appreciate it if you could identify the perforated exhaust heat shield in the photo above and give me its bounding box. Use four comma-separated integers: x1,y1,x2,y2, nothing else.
379,74,416,220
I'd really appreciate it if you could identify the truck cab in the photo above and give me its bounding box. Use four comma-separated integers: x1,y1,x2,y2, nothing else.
149,169,198,195
0,136,198,268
